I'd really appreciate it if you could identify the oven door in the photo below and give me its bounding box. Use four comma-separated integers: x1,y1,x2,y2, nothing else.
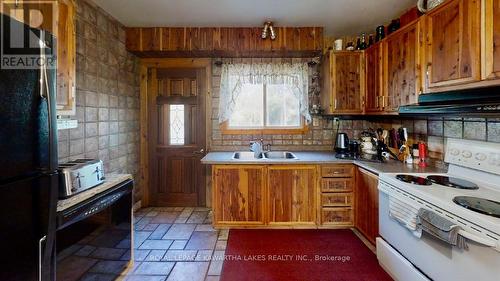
377,182,500,281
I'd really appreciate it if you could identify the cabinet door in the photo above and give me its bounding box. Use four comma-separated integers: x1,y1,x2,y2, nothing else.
365,43,384,113
483,0,500,81
424,0,481,91
384,21,422,112
212,165,265,225
329,51,365,114
56,0,76,115
355,168,379,244
268,166,316,225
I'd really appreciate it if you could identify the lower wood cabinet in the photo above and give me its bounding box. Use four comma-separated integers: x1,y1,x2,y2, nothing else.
267,166,317,225
355,167,379,244
212,165,266,226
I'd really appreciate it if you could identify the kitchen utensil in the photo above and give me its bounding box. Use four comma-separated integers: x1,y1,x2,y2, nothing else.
335,133,350,154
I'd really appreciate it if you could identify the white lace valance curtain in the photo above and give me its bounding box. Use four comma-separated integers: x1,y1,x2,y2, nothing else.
219,62,311,124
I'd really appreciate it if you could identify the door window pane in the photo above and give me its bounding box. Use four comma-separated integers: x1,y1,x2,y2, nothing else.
266,84,301,127
228,84,264,128
169,104,184,145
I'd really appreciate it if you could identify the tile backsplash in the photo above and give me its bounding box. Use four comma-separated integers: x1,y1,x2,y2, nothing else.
56,0,141,200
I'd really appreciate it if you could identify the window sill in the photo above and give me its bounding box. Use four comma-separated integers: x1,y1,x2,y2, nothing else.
220,122,309,135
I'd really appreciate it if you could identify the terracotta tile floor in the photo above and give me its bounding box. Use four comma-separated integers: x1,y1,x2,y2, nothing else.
127,207,226,281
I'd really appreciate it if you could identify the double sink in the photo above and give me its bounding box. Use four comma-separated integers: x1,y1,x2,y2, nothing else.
232,151,298,160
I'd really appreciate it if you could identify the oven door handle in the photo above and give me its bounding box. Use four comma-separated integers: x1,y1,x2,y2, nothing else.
458,230,500,252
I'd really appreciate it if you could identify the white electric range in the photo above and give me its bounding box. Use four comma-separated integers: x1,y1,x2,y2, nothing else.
377,138,500,281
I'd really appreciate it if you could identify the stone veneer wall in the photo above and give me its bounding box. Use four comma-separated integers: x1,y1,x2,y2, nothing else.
56,0,141,200
209,57,337,151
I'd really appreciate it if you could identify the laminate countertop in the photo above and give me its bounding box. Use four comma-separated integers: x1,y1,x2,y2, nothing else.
201,151,446,175
57,174,133,212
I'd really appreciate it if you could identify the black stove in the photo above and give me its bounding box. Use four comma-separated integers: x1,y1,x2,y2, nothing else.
396,174,432,186
453,196,500,218
427,175,479,190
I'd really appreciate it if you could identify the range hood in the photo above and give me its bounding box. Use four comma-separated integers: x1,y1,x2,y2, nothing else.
399,86,500,116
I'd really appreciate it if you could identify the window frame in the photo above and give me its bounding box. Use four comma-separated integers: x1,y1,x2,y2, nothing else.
220,84,308,135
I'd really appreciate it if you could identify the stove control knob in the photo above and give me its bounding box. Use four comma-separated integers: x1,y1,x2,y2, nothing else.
462,150,472,158
475,153,487,161
450,148,460,156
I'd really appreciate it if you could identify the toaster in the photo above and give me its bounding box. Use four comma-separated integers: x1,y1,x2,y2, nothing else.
58,159,105,198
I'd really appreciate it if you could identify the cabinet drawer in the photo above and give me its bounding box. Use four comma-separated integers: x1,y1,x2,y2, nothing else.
321,178,354,192
321,165,354,178
321,207,353,225
321,193,353,207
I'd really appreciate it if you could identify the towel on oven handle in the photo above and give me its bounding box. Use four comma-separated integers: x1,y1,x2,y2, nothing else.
388,193,422,238
416,208,469,250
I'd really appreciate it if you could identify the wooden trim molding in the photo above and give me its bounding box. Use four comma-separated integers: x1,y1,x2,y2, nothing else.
126,27,323,58
219,121,310,135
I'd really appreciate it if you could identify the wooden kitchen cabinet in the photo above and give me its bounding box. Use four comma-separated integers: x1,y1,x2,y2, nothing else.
212,165,266,226
423,0,481,91
56,0,76,115
319,164,355,226
355,167,379,245
483,0,500,82
321,51,365,115
267,166,317,225
365,43,384,113
383,20,422,112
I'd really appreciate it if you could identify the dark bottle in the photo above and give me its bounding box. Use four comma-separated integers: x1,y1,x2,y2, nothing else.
359,33,367,50
355,37,361,50
388,19,400,35
375,25,385,42
368,34,374,46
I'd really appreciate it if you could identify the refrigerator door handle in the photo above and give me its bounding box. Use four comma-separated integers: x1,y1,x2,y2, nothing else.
39,31,56,170
38,235,47,281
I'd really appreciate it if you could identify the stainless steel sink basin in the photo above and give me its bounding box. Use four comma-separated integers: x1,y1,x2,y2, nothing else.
232,151,264,160
263,151,298,159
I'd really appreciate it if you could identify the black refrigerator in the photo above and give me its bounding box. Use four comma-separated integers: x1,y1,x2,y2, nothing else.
0,14,58,281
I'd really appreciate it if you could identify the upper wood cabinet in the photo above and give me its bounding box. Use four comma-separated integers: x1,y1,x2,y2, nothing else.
365,43,384,113
423,0,481,91
483,0,500,81
321,51,365,115
355,168,379,245
383,20,422,112
212,165,266,226
56,0,76,115
267,166,317,225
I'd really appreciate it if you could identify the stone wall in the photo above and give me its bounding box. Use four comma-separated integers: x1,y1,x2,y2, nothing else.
56,0,141,200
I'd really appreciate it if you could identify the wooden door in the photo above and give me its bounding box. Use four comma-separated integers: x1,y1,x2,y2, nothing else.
424,0,481,91
212,165,265,226
149,68,207,206
384,21,422,112
365,43,384,113
332,51,365,114
355,168,379,245
483,0,500,81
268,166,316,225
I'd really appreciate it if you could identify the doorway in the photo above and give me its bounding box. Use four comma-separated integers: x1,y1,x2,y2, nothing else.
146,64,208,207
